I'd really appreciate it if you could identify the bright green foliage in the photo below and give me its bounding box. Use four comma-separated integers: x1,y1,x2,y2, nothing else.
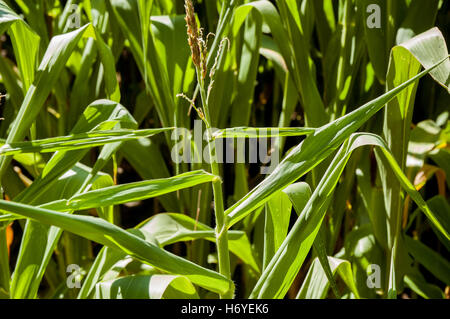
0,0,448,300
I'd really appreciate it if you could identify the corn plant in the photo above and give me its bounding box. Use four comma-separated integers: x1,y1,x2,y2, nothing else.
0,0,449,300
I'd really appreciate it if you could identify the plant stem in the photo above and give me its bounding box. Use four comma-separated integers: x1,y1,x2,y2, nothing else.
206,0,236,70
196,72,233,299
0,227,10,293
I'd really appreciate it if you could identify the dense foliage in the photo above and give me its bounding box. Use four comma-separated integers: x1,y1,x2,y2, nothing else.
0,0,449,299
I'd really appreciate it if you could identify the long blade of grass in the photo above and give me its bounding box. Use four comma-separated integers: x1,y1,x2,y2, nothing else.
0,0,40,92
9,100,140,298
379,26,449,295
43,170,218,212
137,213,260,273
250,132,448,298
213,127,315,139
0,23,119,179
95,274,199,299
404,236,450,285
296,256,359,299
120,138,178,212
0,128,173,155
9,163,114,298
0,200,233,294
227,56,449,228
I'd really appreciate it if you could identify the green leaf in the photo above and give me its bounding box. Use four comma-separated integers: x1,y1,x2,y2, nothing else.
230,10,262,128
137,213,260,273
0,128,172,155
396,0,440,51
357,0,406,83
0,0,40,92
77,246,126,299
8,99,143,299
250,132,448,298
213,127,315,139
379,27,450,292
404,236,450,285
226,56,449,228
8,163,113,298
404,271,445,299
15,100,138,203
426,196,450,251
109,0,176,128
234,0,327,126
263,190,292,271
94,274,199,299
44,170,217,212
0,200,233,294
296,257,359,299
0,24,120,179
151,15,195,128
120,138,178,212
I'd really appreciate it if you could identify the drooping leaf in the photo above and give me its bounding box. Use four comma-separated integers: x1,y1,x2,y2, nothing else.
0,200,233,294
94,274,199,299
297,257,359,299
227,56,449,228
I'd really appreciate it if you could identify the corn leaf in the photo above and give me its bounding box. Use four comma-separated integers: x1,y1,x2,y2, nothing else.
0,200,233,294
94,274,199,299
